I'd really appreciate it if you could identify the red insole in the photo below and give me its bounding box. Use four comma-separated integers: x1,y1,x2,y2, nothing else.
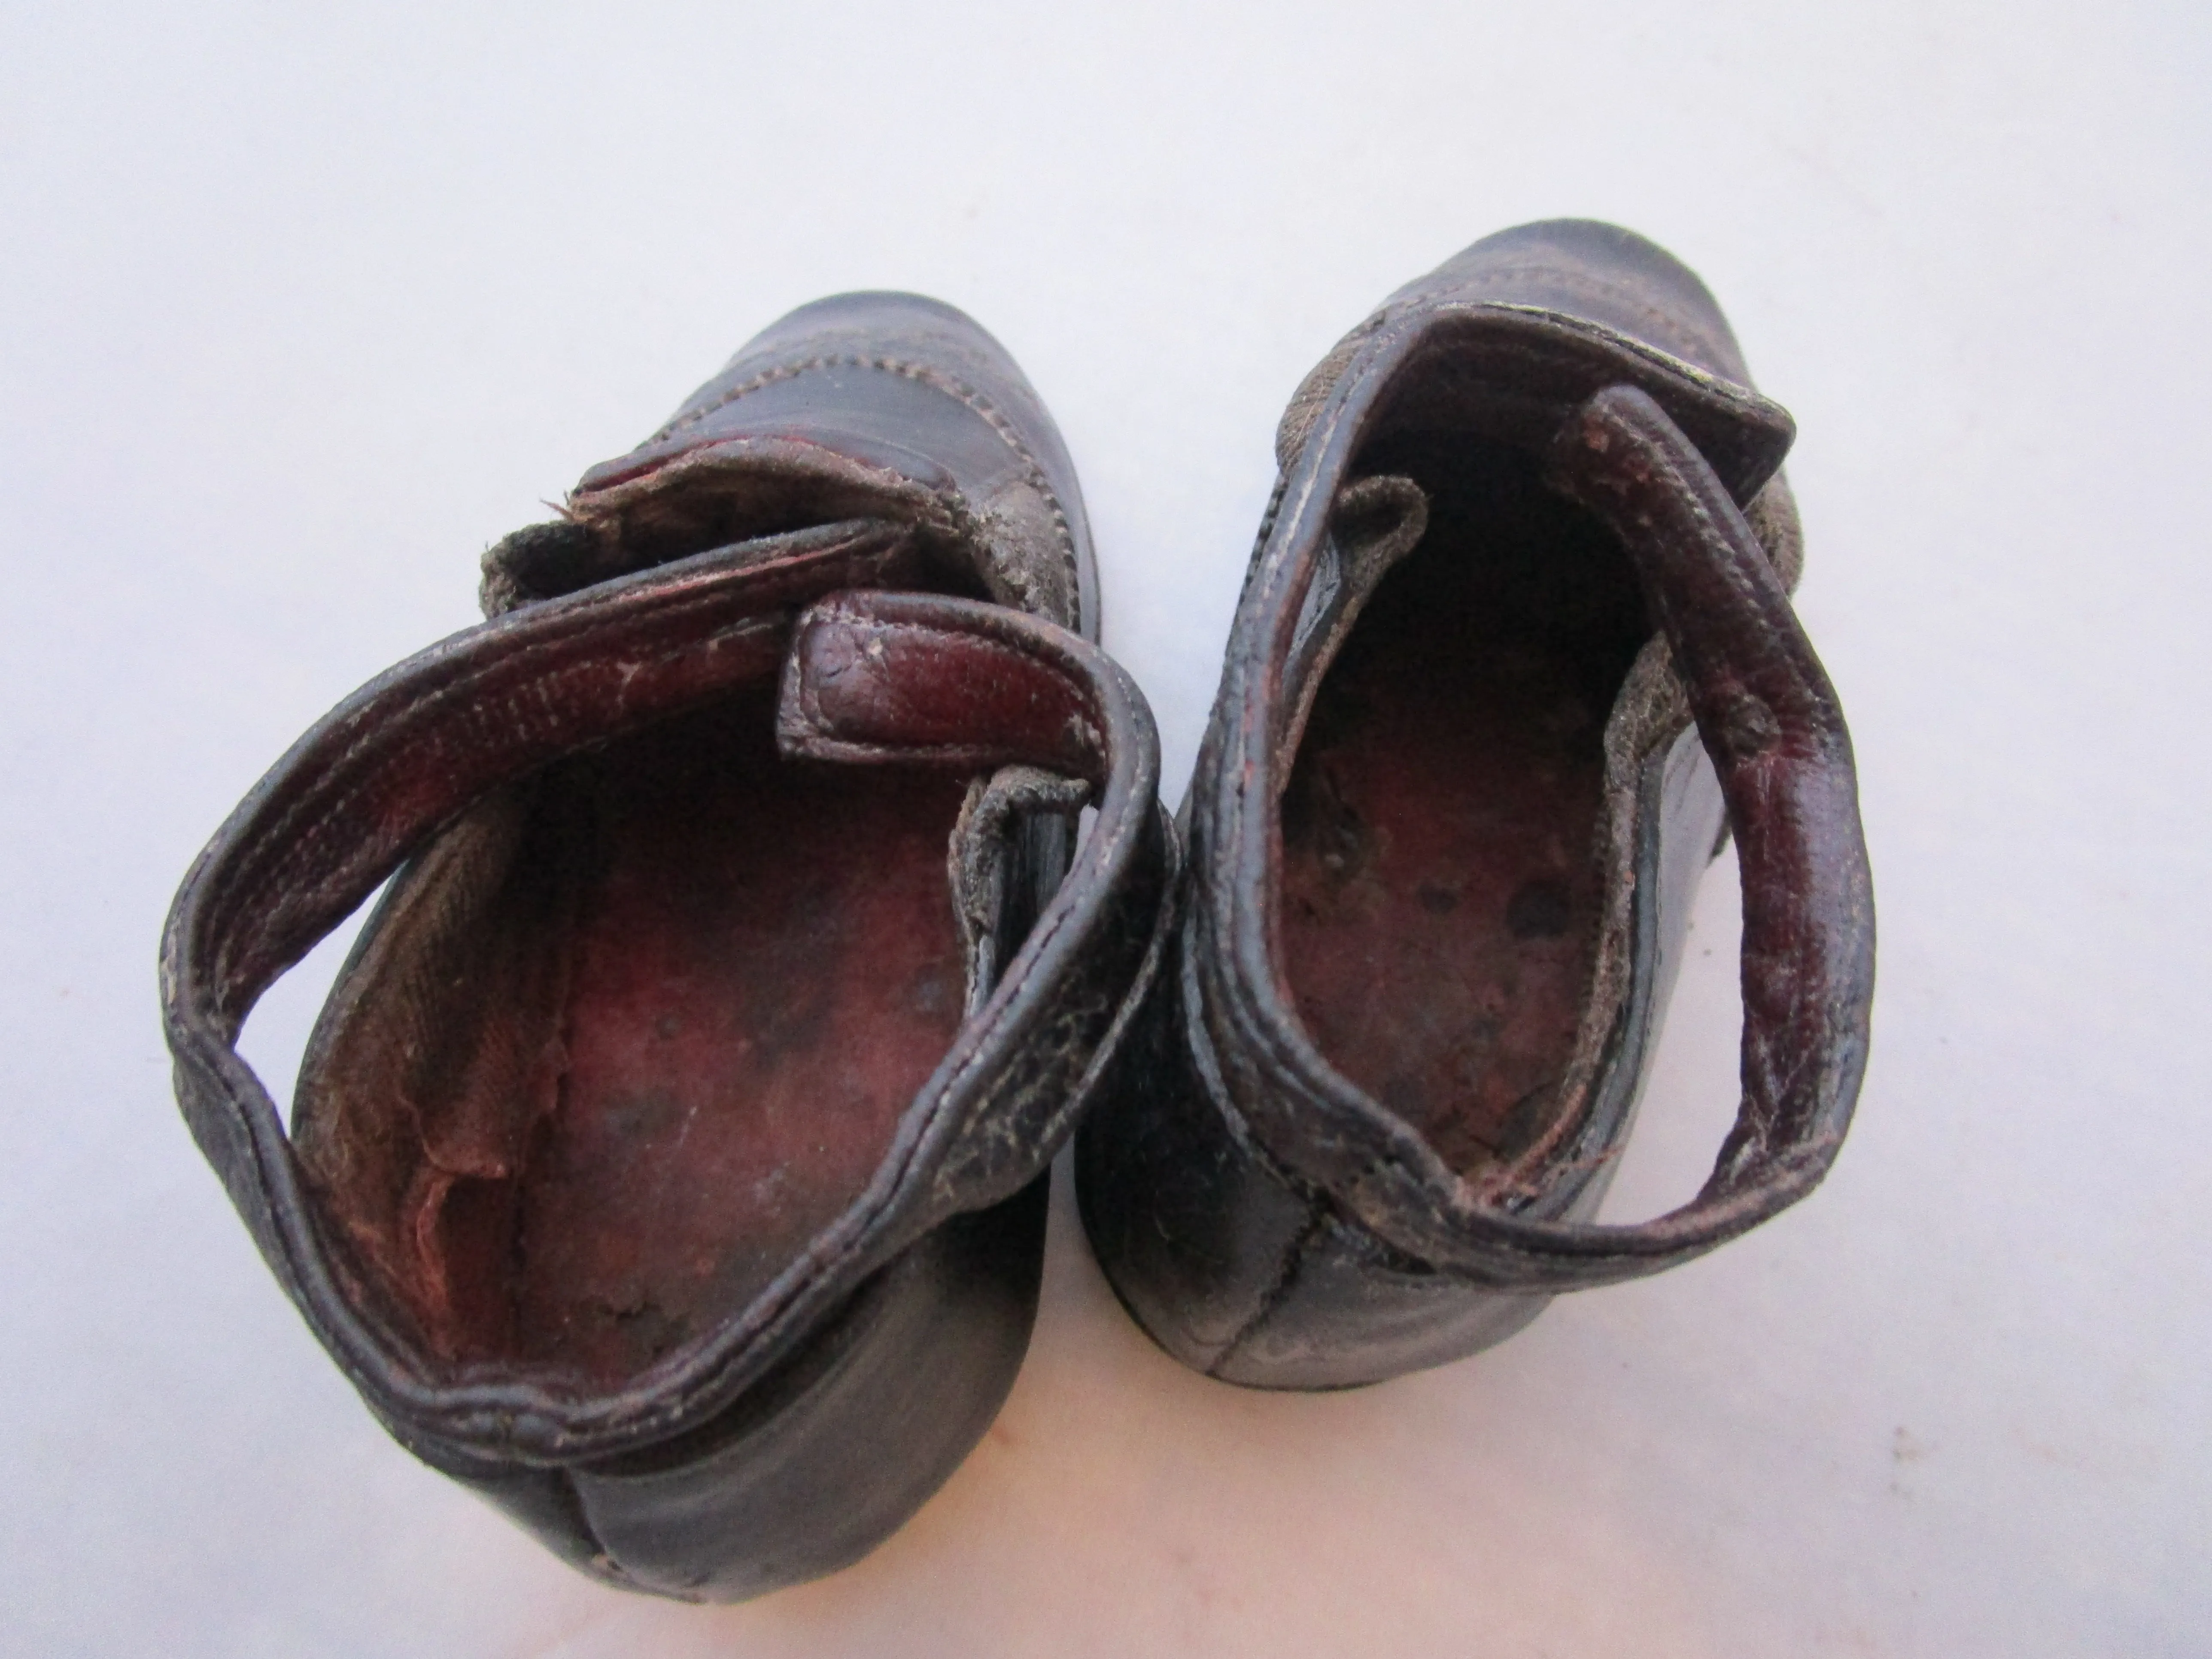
501,696,968,1381
1278,442,1642,1174
315,689,969,1388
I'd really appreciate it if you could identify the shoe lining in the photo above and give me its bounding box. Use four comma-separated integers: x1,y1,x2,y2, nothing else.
1278,433,1647,1175
292,687,968,1391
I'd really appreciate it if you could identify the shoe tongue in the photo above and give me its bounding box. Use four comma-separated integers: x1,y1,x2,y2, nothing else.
1417,219,1754,386
480,434,961,615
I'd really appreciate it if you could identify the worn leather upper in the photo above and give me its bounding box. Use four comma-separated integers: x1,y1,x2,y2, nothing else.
486,292,1094,632
162,295,1173,1489
1078,222,1871,1388
1195,222,1866,1284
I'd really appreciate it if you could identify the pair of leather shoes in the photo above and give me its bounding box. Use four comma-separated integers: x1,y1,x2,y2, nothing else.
163,219,1871,1601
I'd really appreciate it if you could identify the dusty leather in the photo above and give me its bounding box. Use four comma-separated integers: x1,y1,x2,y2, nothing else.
161,297,1176,1599
1076,221,1873,1389
484,291,1093,629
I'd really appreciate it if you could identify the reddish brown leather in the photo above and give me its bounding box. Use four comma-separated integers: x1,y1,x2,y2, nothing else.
163,546,1170,1443
1078,219,1873,1390
162,292,1173,1601
1545,384,1872,1229
186,526,913,1039
781,601,1109,784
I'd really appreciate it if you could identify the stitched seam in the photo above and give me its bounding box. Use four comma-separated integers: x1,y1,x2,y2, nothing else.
220,527,893,912
650,353,1081,615
204,611,767,993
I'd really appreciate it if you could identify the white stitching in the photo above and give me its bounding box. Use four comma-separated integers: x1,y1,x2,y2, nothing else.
647,354,1081,616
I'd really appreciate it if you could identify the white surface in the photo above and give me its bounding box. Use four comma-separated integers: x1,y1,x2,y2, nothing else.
4,2,2206,1653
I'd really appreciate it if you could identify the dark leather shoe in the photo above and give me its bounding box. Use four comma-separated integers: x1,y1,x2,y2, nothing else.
162,294,1175,1599
1076,220,1873,1389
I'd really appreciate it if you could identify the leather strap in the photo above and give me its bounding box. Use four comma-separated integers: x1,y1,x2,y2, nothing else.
1487,381,1873,1276
777,589,1177,1209
161,530,1172,1456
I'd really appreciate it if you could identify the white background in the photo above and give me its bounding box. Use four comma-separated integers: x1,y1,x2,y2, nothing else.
4,2,2206,1653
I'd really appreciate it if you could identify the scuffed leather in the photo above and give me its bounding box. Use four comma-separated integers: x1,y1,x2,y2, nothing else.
1078,220,1873,1389
775,591,1178,1221
162,296,1173,1598
490,293,1093,631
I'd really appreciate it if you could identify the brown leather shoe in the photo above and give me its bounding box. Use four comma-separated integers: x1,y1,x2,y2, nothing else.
162,294,1175,1598
1076,220,1872,1388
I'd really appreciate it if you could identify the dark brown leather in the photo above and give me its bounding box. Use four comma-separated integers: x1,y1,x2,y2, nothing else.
161,296,1176,1599
485,291,1094,629
1076,220,1872,1389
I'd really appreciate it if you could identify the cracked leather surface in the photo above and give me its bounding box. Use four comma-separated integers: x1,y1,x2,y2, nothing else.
1076,220,1872,1389
162,296,1173,1599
